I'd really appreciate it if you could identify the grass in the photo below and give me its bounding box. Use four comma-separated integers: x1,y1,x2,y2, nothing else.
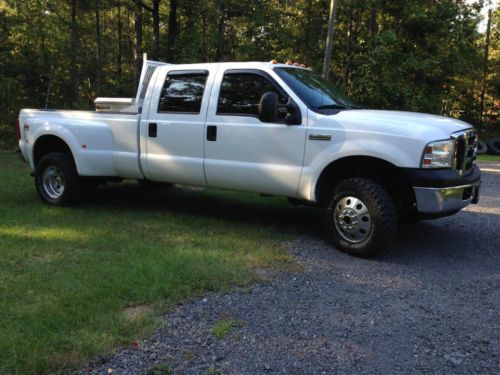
0,152,305,374
477,154,500,163
211,317,245,339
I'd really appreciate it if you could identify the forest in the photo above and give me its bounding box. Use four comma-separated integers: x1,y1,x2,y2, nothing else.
0,0,498,150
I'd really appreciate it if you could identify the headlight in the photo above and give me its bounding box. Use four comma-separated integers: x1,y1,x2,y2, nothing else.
421,139,455,168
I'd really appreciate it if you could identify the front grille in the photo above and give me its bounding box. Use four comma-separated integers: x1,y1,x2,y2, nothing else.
452,129,477,175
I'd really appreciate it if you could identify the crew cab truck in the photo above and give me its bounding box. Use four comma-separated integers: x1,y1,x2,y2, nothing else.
17,58,481,257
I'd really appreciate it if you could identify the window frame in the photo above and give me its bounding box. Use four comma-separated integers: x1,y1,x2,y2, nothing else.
156,69,209,115
215,69,289,121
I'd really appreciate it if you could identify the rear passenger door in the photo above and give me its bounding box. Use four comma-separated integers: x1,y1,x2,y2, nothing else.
203,69,307,196
143,67,217,185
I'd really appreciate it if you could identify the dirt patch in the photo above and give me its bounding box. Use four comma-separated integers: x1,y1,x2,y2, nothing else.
123,304,153,320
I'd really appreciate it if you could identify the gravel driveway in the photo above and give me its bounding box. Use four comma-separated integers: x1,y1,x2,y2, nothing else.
84,163,499,375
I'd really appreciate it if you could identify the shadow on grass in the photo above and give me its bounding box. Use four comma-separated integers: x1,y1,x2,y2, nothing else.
85,183,324,237
51,181,500,268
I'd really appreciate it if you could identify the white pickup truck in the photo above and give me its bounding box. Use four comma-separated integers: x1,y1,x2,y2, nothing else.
17,58,481,257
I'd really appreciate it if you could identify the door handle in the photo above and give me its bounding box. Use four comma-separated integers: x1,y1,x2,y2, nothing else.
148,123,157,138
207,125,217,141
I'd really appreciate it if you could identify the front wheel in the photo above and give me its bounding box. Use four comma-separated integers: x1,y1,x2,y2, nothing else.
34,152,83,206
322,178,397,257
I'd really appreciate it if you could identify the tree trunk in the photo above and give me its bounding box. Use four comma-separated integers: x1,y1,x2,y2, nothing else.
215,0,225,61
152,0,160,60
369,3,378,37
95,0,102,96
344,2,353,86
201,9,209,61
303,0,313,56
117,0,123,93
70,0,79,109
134,0,143,91
322,0,338,79
166,0,178,62
479,8,492,131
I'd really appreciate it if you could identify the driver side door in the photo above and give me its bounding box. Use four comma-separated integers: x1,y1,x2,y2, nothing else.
204,69,307,197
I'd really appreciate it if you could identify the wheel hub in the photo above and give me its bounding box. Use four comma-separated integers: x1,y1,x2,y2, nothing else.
338,207,359,230
334,196,373,243
42,166,65,199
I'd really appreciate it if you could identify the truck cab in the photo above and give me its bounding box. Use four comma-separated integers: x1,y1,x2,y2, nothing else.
17,58,481,257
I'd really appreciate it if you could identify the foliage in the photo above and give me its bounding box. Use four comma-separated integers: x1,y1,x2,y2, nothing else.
0,0,498,150
0,152,296,374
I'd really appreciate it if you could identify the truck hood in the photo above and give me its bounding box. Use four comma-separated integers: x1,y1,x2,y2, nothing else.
332,109,473,141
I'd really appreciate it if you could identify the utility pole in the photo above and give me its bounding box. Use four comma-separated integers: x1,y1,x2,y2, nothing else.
322,0,339,79
479,8,492,131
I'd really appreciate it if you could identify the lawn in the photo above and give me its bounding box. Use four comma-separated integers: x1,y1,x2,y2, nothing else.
0,152,304,374
477,154,500,163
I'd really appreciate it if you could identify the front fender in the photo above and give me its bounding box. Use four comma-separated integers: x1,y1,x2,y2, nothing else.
298,135,423,202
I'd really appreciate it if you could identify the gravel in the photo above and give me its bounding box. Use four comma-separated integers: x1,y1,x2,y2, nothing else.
83,163,499,375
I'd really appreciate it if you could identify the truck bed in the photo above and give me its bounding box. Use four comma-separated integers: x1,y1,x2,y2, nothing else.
19,109,143,179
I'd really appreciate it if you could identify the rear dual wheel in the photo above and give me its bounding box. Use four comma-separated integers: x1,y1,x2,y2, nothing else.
34,152,83,206
322,178,397,257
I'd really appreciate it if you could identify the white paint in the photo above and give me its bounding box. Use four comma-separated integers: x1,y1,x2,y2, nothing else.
18,61,475,203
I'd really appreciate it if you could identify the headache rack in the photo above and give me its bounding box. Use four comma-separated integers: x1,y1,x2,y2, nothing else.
94,53,171,113
452,129,477,175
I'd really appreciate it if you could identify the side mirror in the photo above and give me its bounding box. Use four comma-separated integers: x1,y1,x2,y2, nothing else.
284,99,302,126
258,92,279,123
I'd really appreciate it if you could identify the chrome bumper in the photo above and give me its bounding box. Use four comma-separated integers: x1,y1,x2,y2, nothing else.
413,182,480,214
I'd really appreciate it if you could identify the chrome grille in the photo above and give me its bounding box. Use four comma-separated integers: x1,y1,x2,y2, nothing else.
452,129,477,175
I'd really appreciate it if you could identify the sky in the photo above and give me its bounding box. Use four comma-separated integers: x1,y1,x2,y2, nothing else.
468,0,498,32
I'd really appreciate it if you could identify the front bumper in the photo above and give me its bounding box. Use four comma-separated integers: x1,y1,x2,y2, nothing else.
404,165,481,216
413,183,480,214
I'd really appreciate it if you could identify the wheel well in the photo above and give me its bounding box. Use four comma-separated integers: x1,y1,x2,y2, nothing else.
33,135,74,167
315,156,416,215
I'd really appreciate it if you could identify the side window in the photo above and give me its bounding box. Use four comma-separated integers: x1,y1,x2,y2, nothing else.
158,72,208,114
217,73,288,119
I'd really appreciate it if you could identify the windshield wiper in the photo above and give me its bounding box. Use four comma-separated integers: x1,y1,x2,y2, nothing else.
317,104,364,110
316,104,348,110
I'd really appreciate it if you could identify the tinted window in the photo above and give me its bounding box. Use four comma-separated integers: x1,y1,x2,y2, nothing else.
217,73,287,118
158,72,208,113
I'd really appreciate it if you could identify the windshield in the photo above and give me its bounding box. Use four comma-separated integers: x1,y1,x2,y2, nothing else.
274,67,361,111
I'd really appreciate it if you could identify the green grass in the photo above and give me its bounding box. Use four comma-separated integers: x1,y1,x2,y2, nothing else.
0,152,302,374
477,154,500,163
211,318,245,339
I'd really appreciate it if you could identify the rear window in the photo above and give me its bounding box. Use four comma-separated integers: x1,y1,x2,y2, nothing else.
158,72,208,114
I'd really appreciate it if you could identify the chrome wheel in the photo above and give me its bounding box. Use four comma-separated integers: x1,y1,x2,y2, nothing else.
334,196,373,243
42,166,65,199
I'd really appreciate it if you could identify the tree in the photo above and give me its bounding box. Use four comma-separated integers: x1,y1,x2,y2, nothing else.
0,0,496,151
95,0,102,95
70,0,79,108
152,0,160,59
166,0,178,62
133,0,142,90
323,0,339,79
